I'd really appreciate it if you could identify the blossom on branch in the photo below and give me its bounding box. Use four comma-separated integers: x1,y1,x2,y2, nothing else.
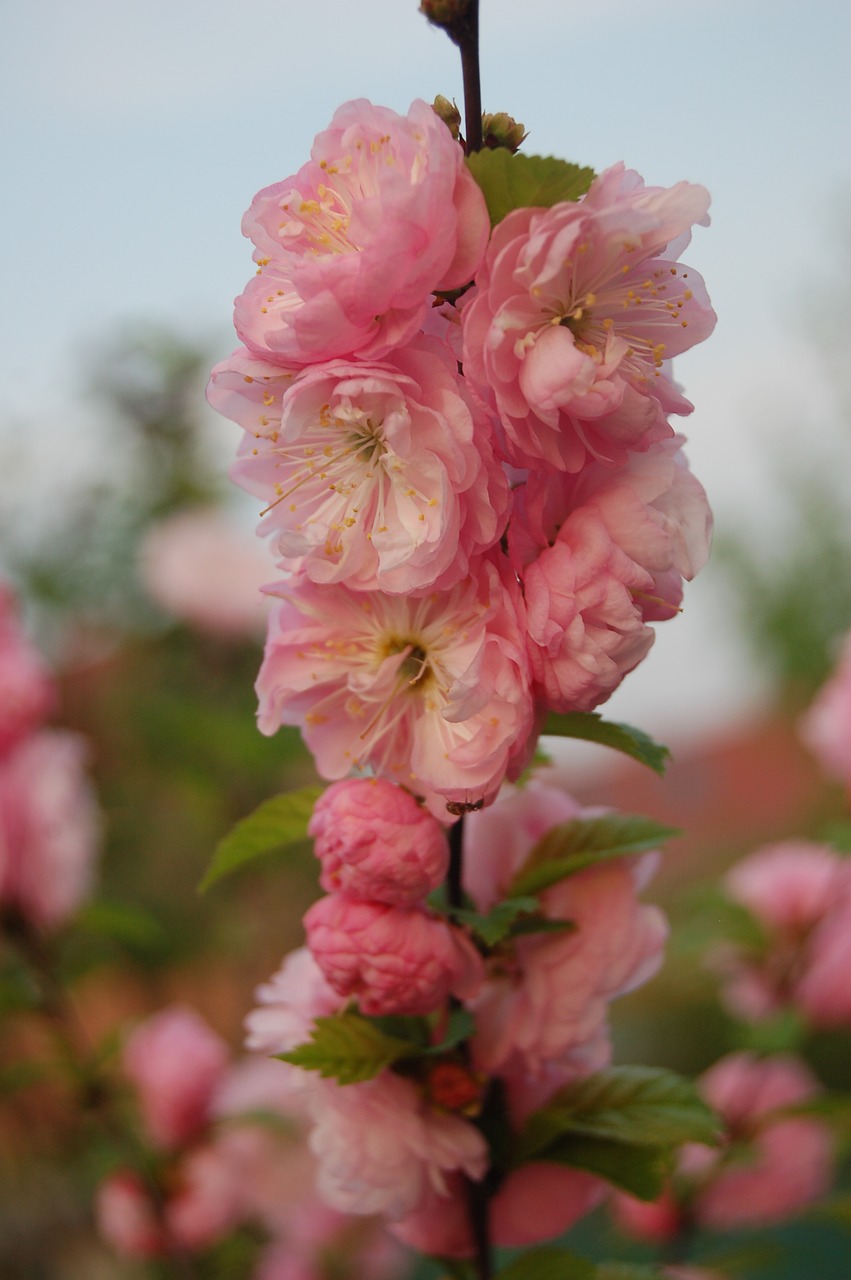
234,98,489,366
462,162,715,472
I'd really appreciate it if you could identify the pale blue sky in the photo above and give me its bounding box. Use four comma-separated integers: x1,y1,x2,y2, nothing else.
2,0,849,735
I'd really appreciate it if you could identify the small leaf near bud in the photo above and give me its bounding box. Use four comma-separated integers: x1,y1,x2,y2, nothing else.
482,111,528,153
432,95,462,140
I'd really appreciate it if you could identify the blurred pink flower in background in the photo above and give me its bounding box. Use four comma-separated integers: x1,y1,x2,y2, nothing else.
715,840,851,1027
800,629,851,793
614,1052,833,1240
123,1005,230,1149
309,777,449,904
138,507,271,639
0,729,100,930
0,581,56,759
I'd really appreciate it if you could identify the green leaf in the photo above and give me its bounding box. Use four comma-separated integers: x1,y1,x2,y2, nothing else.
199,785,324,892
497,1247,596,1280
450,896,540,946
276,1011,420,1084
510,815,679,897
537,1133,674,1201
518,1067,720,1159
76,899,167,950
426,1005,476,1055
542,712,670,775
466,150,595,226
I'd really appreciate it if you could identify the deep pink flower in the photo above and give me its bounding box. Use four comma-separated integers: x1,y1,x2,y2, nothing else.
123,1006,229,1150
304,893,482,1016
209,336,509,593
800,630,851,793
462,163,715,471
244,946,344,1057
254,556,535,817
234,99,489,366
307,1071,487,1220
0,583,55,758
308,778,449,905
0,730,99,930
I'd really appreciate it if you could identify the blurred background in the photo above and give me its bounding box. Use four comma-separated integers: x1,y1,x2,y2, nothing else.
2,1,851,1276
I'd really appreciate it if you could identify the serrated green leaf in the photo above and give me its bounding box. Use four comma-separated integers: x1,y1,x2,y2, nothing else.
518,1067,719,1159
199,785,323,892
539,1133,674,1200
466,150,595,226
510,815,678,897
276,1011,419,1084
542,713,670,775
450,896,540,946
497,1246,596,1280
426,1005,476,1054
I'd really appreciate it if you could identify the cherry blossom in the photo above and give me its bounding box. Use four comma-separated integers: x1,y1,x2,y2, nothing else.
462,163,715,471
234,98,489,366
209,336,509,593
255,556,535,816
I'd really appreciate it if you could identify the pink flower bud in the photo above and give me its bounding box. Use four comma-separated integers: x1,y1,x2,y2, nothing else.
123,1006,229,1150
308,778,449,905
95,1171,164,1259
304,893,483,1016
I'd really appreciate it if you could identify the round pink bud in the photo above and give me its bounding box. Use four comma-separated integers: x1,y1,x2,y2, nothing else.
304,893,483,1016
308,778,449,905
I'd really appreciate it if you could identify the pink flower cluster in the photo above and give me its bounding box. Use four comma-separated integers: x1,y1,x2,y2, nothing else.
0,583,99,932
208,97,714,815
614,1052,833,1239
712,839,851,1028
96,1005,406,1279
249,777,668,1256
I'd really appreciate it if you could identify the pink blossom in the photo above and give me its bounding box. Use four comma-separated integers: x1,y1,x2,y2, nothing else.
800,630,851,791
0,583,55,758
210,338,510,594
95,1171,165,1259
715,841,851,1027
0,730,99,930
166,1143,243,1249
307,1070,487,1219
463,783,666,1075
138,507,271,639
390,1162,604,1257
691,1052,833,1230
234,99,489,366
123,1006,229,1150
462,163,715,471
255,556,535,817
244,946,344,1057
512,434,712,621
304,893,482,1016
520,509,657,713
308,777,449,904
462,777,582,911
